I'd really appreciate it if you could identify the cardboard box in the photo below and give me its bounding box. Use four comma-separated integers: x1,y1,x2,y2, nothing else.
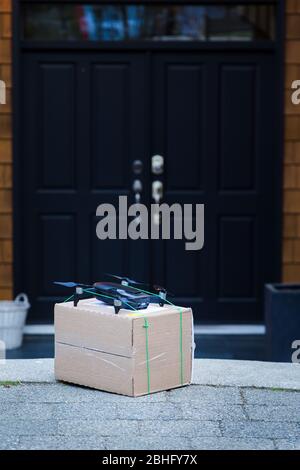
54,298,194,397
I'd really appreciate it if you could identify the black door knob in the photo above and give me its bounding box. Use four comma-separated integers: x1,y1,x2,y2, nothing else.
132,160,143,175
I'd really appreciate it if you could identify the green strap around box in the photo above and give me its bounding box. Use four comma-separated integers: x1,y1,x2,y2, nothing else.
143,317,151,394
179,307,184,385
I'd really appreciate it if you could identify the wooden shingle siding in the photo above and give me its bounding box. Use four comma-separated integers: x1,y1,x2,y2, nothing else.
283,0,300,282
0,0,12,299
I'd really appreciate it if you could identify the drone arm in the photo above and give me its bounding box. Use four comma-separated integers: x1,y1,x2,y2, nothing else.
74,287,83,307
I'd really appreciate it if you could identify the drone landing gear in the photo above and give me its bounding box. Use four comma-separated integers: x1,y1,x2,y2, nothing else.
158,291,167,308
74,287,84,307
114,299,122,315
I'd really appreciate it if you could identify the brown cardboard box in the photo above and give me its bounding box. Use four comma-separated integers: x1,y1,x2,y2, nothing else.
54,298,194,396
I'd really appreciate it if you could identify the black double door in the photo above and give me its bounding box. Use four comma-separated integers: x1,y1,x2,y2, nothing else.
20,49,280,323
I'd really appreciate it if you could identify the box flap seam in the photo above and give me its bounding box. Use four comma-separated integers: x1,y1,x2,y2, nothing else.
56,341,133,359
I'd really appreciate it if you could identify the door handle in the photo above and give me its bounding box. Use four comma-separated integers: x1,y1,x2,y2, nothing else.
152,180,163,204
132,159,143,175
152,180,163,225
132,179,142,203
151,155,164,175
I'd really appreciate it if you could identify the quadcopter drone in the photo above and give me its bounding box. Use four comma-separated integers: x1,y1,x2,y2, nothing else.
54,274,171,314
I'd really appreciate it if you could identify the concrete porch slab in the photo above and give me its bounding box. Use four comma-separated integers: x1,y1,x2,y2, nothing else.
1,358,300,390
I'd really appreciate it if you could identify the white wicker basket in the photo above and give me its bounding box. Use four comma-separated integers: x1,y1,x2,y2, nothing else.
0,293,30,350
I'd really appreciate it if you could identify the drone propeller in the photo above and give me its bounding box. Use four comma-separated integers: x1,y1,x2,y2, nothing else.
153,285,174,298
153,285,175,297
54,281,95,307
153,284,167,294
105,273,146,287
54,281,92,289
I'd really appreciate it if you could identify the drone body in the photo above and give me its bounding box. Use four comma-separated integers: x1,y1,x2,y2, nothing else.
54,275,170,314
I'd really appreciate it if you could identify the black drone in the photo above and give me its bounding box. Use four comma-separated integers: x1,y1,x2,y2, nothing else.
54,274,171,314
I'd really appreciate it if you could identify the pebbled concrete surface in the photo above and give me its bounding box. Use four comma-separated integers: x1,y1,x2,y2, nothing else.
0,359,300,450
0,381,299,450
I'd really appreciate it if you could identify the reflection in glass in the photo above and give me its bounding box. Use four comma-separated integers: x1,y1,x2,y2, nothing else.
23,3,276,42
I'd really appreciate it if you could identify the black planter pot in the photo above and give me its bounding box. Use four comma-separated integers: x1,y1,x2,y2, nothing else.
265,284,300,362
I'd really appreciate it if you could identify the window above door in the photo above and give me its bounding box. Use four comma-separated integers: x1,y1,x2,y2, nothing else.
22,2,276,42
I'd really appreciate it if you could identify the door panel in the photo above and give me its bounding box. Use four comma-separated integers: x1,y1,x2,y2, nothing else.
91,63,130,189
21,52,148,322
220,65,256,191
39,63,76,189
152,54,208,318
39,214,77,296
166,64,204,190
152,52,278,322
218,216,256,298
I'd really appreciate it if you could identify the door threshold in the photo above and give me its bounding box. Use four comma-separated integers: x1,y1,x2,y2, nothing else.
24,324,266,336
194,325,265,335
24,325,55,335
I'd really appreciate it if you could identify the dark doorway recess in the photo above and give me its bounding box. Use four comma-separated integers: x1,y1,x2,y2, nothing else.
13,1,284,324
